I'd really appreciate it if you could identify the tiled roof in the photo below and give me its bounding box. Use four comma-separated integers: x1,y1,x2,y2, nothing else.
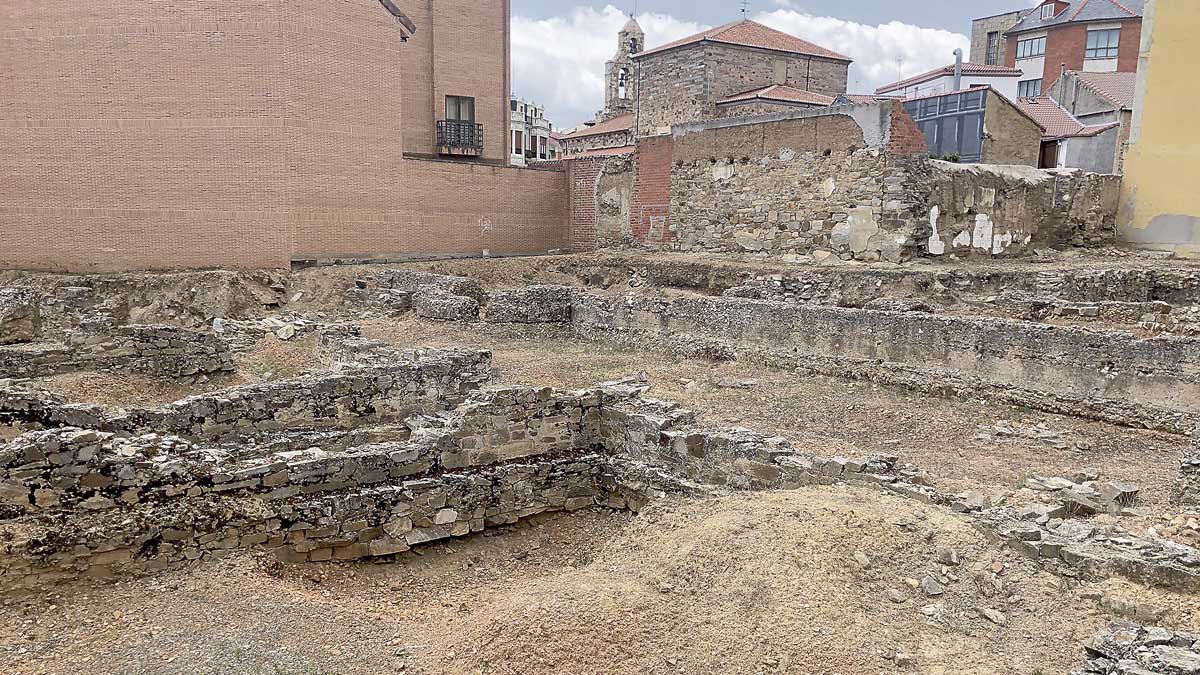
564,145,636,159
875,63,1023,95
636,19,851,62
1067,70,1137,109
717,84,834,106
559,113,634,140
1015,95,1121,139
835,94,896,105
1008,0,1144,35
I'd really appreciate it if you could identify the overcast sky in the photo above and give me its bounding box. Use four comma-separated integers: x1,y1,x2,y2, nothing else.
512,0,1037,129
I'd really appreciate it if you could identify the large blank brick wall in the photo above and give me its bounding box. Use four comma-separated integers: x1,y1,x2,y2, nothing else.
0,0,564,272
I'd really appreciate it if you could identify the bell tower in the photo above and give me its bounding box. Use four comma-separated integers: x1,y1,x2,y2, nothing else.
603,16,643,120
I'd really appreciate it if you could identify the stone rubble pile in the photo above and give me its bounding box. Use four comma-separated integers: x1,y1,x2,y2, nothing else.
1071,621,1200,675
976,420,1075,449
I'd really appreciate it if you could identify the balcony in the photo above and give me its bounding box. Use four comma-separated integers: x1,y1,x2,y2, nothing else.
437,120,484,155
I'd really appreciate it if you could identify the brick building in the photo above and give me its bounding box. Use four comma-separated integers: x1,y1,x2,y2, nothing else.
1,0,570,272
998,0,1144,97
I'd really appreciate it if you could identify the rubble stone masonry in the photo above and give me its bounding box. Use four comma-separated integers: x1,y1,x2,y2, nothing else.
635,104,1118,259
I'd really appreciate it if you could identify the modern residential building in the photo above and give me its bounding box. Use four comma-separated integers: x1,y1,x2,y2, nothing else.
875,62,1024,100
1015,96,1123,171
510,98,557,166
1002,0,1144,97
970,11,1024,65
903,86,1042,166
1046,69,1136,171
0,0,579,272
396,0,511,162
559,17,851,154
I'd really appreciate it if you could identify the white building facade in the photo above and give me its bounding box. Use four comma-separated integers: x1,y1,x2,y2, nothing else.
509,98,557,166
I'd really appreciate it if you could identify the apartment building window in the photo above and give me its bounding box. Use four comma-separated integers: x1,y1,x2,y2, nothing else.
514,130,523,154
1018,79,1043,97
1086,28,1120,59
985,31,1001,65
446,95,475,123
1016,36,1046,59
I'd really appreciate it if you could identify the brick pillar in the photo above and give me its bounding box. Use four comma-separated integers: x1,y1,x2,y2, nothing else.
566,158,603,251
630,135,674,245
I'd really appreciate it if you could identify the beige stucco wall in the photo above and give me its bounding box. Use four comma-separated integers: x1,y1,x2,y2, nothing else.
1118,0,1200,256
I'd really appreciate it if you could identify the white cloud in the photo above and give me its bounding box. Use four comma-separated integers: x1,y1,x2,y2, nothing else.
752,9,970,94
511,5,702,129
512,5,972,127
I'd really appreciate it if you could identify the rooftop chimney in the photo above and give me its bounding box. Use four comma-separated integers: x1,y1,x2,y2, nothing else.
953,49,964,91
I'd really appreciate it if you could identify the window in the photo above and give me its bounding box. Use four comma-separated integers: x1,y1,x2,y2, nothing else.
1041,3,1055,19
628,37,640,54
446,95,475,122
986,31,1001,65
618,68,629,99
514,130,523,154
1086,28,1120,59
1018,79,1043,97
1016,36,1046,59
510,99,517,111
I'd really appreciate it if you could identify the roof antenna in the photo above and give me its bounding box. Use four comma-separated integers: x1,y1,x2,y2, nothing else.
741,0,750,17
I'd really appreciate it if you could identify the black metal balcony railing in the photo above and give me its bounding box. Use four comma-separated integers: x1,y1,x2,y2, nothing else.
437,120,484,150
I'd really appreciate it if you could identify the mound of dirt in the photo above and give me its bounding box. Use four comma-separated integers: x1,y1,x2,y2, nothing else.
8,487,1194,675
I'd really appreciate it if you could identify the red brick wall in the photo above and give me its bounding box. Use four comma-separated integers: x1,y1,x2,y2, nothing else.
394,0,510,162
887,107,932,157
630,136,674,244
0,0,560,272
563,158,606,251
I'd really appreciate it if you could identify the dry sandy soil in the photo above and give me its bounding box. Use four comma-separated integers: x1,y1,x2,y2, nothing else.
4,487,1198,675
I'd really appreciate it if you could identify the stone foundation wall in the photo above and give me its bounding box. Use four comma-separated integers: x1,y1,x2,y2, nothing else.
0,324,234,380
570,293,1200,428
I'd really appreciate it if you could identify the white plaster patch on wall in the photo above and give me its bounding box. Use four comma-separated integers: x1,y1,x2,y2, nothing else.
992,231,1014,255
712,164,735,181
972,214,994,251
822,177,837,198
846,207,880,254
927,205,945,255
953,230,972,248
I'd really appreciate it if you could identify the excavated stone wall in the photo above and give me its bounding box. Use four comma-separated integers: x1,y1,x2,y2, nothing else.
0,324,234,380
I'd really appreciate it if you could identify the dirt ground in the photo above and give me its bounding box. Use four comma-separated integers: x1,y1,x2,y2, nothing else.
4,486,1197,675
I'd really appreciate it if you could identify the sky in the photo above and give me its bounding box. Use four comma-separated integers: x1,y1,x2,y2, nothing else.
512,0,1040,129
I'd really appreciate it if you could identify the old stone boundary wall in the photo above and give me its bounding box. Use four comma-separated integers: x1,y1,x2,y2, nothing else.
564,102,1120,261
